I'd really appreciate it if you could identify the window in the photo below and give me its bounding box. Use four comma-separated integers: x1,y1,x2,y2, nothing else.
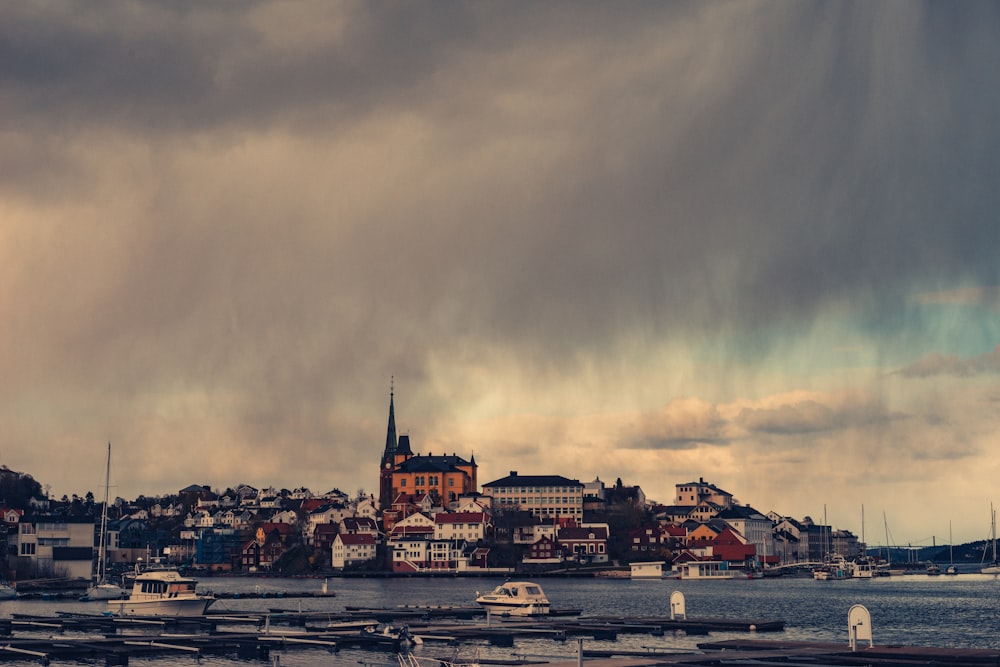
20,543,35,556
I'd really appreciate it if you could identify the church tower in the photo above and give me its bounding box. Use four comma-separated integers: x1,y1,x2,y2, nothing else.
378,381,398,510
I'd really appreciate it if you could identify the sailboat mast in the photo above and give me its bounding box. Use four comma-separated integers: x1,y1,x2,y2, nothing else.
97,442,111,583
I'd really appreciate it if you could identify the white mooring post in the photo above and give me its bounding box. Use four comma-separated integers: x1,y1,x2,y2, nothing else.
848,604,873,651
670,590,686,620
577,636,584,667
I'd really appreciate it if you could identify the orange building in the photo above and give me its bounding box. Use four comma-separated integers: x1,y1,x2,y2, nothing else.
378,387,477,509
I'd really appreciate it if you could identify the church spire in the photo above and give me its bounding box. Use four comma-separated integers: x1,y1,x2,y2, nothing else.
383,378,397,462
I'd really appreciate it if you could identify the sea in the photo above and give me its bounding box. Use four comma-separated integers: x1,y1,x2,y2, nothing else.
3,568,1000,666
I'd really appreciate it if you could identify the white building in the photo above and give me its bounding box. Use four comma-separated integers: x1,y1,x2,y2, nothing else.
481,471,584,520
17,515,94,579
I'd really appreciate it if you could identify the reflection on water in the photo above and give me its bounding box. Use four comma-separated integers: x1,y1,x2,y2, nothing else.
3,573,1000,665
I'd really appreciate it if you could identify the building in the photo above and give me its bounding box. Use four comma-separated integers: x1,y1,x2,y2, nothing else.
378,387,478,509
481,472,584,521
674,478,734,510
16,515,94,579
716,505,774,565
331,533,378,569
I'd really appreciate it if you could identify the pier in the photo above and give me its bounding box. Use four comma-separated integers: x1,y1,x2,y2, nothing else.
0,605,994,666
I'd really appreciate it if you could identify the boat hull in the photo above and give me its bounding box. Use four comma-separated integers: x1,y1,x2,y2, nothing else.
474,581,550,616
107,596,215,616
83,583,127,601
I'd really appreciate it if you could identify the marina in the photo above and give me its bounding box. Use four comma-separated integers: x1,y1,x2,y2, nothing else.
0,573,998,665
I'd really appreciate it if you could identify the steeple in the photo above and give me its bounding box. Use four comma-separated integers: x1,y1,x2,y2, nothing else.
382,378,398,464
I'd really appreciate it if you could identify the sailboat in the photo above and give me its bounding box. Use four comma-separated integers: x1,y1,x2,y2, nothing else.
945,520,958,575
981,504,1000,575
82,443,126,601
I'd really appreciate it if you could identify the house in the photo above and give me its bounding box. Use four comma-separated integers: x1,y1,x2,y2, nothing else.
524,535,564,565
331,533,378,569
709,526,756,569
628,524,674,557
271,509,299,525
16,515,94,579
716,505,774,564
313,523,339,553
557,524,609,564
674,478,735,510
392,536,430,573
241,532,287,571
354,497,379,519
433,512,490,542
340,516,378,536
239,523,297,571
388,512,435,540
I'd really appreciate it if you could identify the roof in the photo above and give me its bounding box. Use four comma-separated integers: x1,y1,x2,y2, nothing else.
716,505,769,521
483,473,582,488
395,454,475,473
434,512,487,524
558,526,608,540
336,533,377,545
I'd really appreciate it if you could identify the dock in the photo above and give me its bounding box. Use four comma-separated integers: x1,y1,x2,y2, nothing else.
0,607,994,666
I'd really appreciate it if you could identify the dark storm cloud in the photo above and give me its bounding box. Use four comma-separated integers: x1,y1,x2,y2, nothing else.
3,1,1000,507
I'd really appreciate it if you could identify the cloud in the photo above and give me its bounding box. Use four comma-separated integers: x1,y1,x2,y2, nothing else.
620,398,729,450
1,2,1000,544
897,346,1000,378
735,392,899,436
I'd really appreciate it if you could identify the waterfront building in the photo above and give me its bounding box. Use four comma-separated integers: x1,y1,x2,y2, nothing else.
16,515,93,579
331,532,377,569
557,524,609,563
716,505,775,564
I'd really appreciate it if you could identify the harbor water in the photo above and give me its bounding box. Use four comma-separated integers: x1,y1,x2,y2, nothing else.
4,571,1000,665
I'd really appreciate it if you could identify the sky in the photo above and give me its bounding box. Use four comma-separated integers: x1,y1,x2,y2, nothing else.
2,1,999,547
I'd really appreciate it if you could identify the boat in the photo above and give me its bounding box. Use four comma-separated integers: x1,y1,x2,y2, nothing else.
851,557,875,579
474,581,550,616
982,504,1000,575
813,555,850,581
945,521,958,575
926,561,941,576
107,568,215,616
82,443,126,601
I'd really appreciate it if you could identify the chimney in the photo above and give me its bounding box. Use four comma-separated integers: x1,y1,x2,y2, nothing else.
510,471,518,477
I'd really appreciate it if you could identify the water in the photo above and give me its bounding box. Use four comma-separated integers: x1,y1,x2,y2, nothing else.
4,573,1000,665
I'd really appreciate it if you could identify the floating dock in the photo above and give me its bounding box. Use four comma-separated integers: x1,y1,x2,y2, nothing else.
0,607,994,666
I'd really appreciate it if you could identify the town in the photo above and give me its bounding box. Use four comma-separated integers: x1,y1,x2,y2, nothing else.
0,393,934,583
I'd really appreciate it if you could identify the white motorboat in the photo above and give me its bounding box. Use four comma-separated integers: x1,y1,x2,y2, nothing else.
108,568,215,616
0,583,16,600
474,581,550,616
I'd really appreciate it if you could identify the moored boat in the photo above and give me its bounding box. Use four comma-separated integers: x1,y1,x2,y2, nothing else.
982,505,1000,575
108,568,214,616
475,581,550,616
82,443,126,602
